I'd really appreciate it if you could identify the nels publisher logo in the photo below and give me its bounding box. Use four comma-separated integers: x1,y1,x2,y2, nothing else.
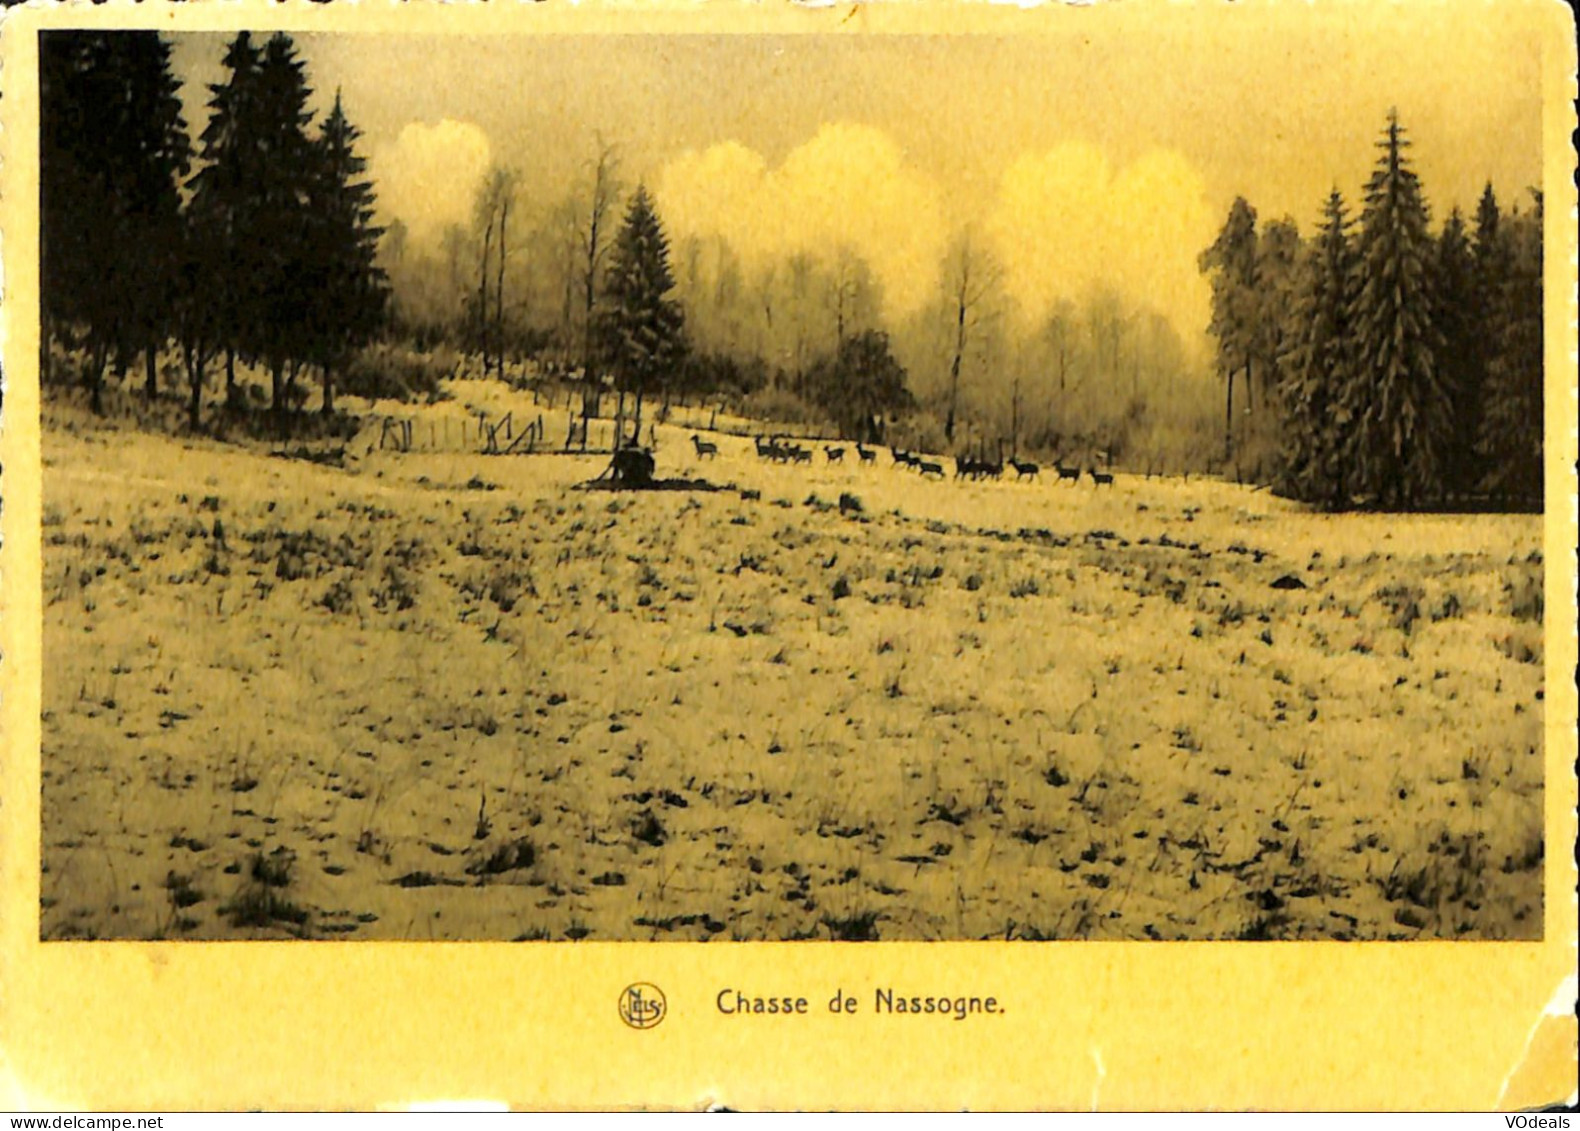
618,983,667,1030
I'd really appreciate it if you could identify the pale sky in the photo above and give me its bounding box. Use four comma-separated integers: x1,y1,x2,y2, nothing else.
169,6,1546,349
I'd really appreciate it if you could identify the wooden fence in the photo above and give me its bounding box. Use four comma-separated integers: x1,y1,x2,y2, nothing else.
375,409,626,455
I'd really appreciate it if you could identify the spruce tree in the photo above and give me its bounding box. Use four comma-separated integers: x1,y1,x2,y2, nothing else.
41,32,189,413
118,34,191,402
1467,183,1509,483
1477,192,1543,505
1433,208,1480,496
1473,183,1504,281
41,33,108,395
599,185,687,439
1343,109,1448,508
249,33,320,417
177,183,227,430
1279,190,1356,506
189,31,263,407
308,90,389,415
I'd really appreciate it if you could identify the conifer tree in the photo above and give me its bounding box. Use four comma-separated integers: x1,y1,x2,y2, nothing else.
599,185,687,440
1465,182,1509,478
308,90,389,415
177,185,227,430
1477,192,1543,504
1473,183,1504,284
1342,110,1448,507
41,32,190,413
119,34,191,402
189,31,263,407
1279,190,1356,506
41,33,111,403
248,33,320,417
1433,208,1480,495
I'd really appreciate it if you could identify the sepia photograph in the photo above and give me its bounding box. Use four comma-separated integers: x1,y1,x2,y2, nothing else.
27,9,1556,951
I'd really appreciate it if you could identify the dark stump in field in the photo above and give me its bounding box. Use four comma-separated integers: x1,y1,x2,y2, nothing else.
601,447,656,486
580,446,726,493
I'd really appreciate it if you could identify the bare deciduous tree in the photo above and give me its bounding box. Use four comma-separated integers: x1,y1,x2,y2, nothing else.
575,138,622,438
825,245,879,351
472,165,517,380
940,230,1004,444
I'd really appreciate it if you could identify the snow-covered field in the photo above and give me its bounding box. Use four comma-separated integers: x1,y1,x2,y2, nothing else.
39,392,1545,941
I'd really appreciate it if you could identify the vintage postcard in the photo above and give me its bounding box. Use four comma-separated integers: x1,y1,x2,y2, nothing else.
1,0,1575,1110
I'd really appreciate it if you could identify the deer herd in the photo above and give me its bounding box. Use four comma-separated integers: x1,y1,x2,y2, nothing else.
693,433,1115,487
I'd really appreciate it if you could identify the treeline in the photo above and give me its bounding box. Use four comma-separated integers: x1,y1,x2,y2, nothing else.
387,145,919,444
42,31,1195,465
41,31,388,429
384,148,920,445
1200,110,1543,511
665,228,1202,463
38,30,921,447
58,34,1534,497
390,139,1198,460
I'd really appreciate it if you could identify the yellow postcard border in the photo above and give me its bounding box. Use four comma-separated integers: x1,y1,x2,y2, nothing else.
0,0,1575,1111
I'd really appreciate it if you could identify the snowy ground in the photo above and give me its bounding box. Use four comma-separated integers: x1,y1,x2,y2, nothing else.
39,387,1545,941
